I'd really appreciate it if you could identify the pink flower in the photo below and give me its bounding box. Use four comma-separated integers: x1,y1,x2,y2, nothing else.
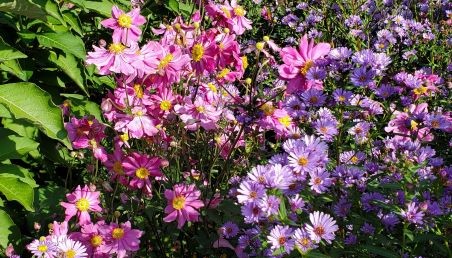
163,184,205,228
278,35,330,94
101,6,146,45
122,152,162,189
86,42,138,76
174,96,222,131
60,185,102,225
226,0,252,35
71,221,109,257
99,221,142,258
385,103,433,142
126,106,159,139
190,31,218,75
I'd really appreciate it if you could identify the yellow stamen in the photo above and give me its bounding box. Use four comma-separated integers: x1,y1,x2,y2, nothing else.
65,249,76,258
233,6,245,16
117,14,132,28
91,235,103,247
298,157,308,166
300,60,314,75
135,167,150,179
191,43,205,62
278,115,291,127
158,54,174,70
172,196,186,210
108,43,126,54
260,103,275,116
134,84,144,98
75,198,90,212
160,100,172,111
112,228,124,239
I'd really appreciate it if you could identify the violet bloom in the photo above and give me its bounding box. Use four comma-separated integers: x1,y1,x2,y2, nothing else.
278,35,331,94
101,6,146,45
99,221,142,258
220,221,239,238
305,211,338,243
27,237,58,258
313,118,338,142
241,202,264,223
60,185,102,225
122,152,162,189
258,195,280,217
350,67,375,87
401,202,424,225
293,228,317,253
237,180,266,204
267,225,295,253
163,184,205,228
308,169,332,193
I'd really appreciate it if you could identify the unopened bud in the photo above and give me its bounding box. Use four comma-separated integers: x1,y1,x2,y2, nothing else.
34,222,41,231
223,28,230,34
245,78,252,85
263,36,270,42
256,41,265,51
114,211,121,218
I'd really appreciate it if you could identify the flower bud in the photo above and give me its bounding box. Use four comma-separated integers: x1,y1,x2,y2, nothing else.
263,36,270,42
256,42,265,51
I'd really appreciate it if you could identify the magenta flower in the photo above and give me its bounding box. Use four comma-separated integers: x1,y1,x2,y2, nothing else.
122,152,162,189
60,185,102,225
163,183,205,228
174,96,222,131
190,32,218,75
71,221,109,257
99,221,143,258
86,42,138,76
305,211,338,244
278,35,330,94
101,6,146,45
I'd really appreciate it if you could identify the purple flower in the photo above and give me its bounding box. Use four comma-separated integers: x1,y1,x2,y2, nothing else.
350,67,375,87
293,228,317,252
300,89,326,107
220,221,239,238
258,195,280,217
241,202,263,223
309,169,332,193
313,118,338,142
306,211,338,244
401,202,424,225
333,197,352,218
267,225,295,253
344,233,358,245
333,89,353,104
360,223,375,235
237,181,266,204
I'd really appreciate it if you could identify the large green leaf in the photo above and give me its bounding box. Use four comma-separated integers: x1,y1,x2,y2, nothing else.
0,128,39,160
33,0,66,25
0,59,30,81
0,40,27,62
0,208,19,248
84,1,114,17
0,164,37,187
0,166,36,211
37,32,85,59
49,52,88,95
0,0,46,20
61,93,102,121
0,82,71,148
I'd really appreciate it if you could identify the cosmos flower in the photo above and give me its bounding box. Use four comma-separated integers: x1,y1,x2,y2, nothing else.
122,152,162,189
101,6,146,45
99,221,143,258
163,184,205,228
60,185,102,225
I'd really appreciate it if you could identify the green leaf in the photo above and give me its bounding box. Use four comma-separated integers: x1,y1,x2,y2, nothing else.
49,52,88,95
0,128,39,160
0,59,29,81
62,11,83,36
37,32,85,59
0,0,46,20
0,164,37,187
0,82,71,148
0,104,11,118
61,93,102,121
0,208,19,248
0,40,27,62
84,0,113,17
166,0,179,13
33,0,66,25
2,117,38,139
305,251,332,258
0,170,36,211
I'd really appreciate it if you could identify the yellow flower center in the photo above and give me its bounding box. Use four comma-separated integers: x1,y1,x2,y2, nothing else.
112,228,124,239
320,126,328,134
278,115,291,127
135,110,144,117
299,238,310,247
160,100,172,111
172,196,186,210
413,86,428,95
256,42,265,51
75,198,90,212
218,43,225,50
217,68,230,79
196,105,205,113
234,6,245,16
90,235,103,247
119,133,129,142
109,43,126,54
221,6,231,18
410,120,418,130
191,43,204,62
300,60,314,75
135,167,150,179
298,157,308,166
207,83,217,93
350,156,359,164
65,249,76,258
338,96,346,102
117,14,132,28
431,120,439,128
113,161,124,175
158,54,174,70
134,84,144,98
260,103,275,116
241,56,248,70
37,244,48,252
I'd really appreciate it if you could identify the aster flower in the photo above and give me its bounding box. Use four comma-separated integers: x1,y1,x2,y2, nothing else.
241,202,264,223
27,237,58,258
101,6,146,45
287,145,319,178
267,225,295,253
57,237,88,258
237,180,266,204
313,118,338,142
258,195,280,217
401,202,424,225
99,221,143,258
278,35,331,94
350,67,375,87
122,152,162,189
305,211,338,244
220,221,239,239
308,168,332,193
163,184,205,228
60,185,102,225
293,228,317,253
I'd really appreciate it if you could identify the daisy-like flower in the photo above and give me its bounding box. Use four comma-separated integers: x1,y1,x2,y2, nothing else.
287,145,319,178
401,202,424,225
190,31,218,75
237,180,266,204
86,42,138,76
60,185,102,225
27,237,58,258
122,152,162,189
100,221,143,258
101,6,146,45
57,237,88,258
174,96,222,131
278,35,330,94
267,225,295,253
220,221,239,238
163,184,205,228
293,228,317,253
305,211,338,244
308,169,332,194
